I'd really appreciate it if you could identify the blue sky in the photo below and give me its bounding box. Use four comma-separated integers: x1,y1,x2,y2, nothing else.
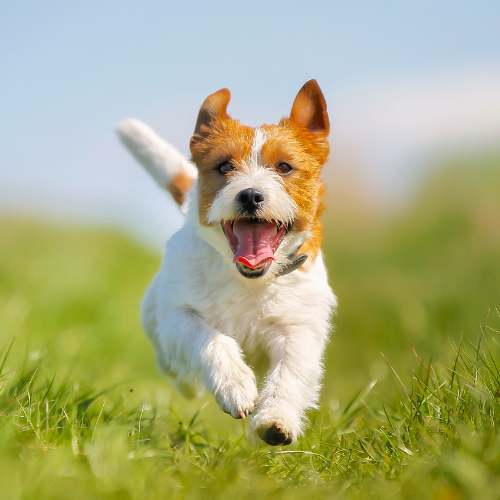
1,1,499,247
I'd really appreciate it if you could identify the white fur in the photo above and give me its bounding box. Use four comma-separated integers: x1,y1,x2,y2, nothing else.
249,127,267,165
116,118,197,211
121,123,336,444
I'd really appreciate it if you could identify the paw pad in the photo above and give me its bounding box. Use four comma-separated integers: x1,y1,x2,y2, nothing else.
257,423,293,446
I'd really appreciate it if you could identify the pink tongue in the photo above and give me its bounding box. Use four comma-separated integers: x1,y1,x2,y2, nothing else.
232,219,277,268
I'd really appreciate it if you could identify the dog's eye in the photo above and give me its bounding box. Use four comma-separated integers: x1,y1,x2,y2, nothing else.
276,163,293,175
217,161,234,174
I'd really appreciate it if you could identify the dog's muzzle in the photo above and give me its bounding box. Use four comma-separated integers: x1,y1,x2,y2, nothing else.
222,218,288,278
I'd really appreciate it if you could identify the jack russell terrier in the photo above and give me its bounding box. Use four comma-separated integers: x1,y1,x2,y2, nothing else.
117,80,336,446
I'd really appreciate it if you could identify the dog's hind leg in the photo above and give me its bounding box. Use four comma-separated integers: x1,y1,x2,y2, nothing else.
141,277,204,399
116,118,197,209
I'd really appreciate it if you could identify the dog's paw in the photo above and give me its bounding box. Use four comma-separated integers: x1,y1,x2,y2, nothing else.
214,362,259,419
253,411,300,446
256,422,295,446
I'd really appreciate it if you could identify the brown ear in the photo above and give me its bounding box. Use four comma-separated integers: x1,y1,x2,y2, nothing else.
192,88,231,140
290,80,329,137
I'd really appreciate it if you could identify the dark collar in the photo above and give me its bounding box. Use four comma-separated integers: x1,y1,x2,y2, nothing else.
276,251,308,277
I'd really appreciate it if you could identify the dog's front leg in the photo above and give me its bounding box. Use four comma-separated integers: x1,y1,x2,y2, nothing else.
157,313,258,418
253,328,326,445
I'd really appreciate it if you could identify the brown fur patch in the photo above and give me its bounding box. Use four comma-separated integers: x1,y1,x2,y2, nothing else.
168,171,195,206
297,183,326,265
191,119,254,225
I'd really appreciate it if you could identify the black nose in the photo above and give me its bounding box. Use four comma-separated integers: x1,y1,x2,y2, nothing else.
237,188,265,213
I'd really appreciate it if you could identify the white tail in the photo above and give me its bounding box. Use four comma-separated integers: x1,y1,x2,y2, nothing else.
116,118,197,207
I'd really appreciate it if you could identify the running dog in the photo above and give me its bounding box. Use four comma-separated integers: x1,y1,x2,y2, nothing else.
116,80,336,446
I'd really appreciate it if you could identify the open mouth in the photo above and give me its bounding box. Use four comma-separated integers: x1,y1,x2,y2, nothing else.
222,218,289,278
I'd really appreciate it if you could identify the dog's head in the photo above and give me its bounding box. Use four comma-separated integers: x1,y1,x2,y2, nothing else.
190,80,329,281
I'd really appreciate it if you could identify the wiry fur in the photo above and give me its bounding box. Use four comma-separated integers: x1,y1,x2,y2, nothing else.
208,130,297,228
116,118,197,208
117,80,337,445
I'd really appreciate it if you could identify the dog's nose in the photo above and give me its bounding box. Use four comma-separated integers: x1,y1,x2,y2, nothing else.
237,188,264,213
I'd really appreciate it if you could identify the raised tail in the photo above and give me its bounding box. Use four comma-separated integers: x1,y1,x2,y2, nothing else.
116,118,197,207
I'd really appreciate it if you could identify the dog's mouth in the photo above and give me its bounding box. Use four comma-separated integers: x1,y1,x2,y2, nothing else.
222,218,289,279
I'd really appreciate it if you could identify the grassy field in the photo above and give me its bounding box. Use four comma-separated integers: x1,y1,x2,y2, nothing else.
1,150,500,499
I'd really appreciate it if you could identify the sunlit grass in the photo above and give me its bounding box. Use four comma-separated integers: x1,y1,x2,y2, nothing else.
2,310,500,499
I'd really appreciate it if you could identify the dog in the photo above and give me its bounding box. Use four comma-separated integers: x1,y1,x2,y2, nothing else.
116,80,336,446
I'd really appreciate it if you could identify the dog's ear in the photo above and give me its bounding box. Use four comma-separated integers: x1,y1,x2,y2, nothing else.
289,80,329,137
191,88,231,144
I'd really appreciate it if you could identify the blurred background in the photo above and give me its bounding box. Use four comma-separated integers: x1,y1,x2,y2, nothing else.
1,0,500,428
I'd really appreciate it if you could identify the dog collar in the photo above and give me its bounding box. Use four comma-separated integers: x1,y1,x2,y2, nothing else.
276,252,308,277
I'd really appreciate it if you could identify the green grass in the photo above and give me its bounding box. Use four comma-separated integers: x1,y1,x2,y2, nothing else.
2,312,500,499
1,149,500,499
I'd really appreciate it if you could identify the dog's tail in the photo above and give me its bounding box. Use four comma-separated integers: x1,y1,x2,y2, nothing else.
116,118,197,208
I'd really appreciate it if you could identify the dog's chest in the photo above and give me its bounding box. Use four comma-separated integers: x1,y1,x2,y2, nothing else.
164,222,331,351
168,223,281,334
189,267,288,349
